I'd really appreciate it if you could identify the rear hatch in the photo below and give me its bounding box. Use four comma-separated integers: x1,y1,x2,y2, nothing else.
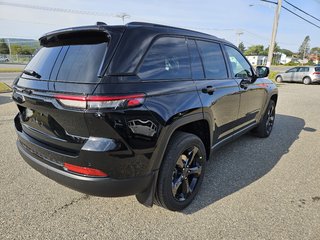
13,26,122,153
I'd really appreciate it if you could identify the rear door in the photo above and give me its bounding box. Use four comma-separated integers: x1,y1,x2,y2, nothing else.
190,39,240,144
296,67,309,82
13,30,113,153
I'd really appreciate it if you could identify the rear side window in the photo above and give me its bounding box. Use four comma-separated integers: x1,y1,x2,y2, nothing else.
298,67,309,72
138,37,191,80
25,43,107,83
196,41,228,79
188,40,205,79
315,67,320,72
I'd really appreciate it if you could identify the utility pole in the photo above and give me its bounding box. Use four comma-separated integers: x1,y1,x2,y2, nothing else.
236,30,244,47
116,13,130,24
266,0,282,67
6,38,11,62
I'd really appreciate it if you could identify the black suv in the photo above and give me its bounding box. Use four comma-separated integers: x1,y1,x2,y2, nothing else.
13,22,278,211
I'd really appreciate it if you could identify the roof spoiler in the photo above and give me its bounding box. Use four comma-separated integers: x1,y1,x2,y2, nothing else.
39,25,110,47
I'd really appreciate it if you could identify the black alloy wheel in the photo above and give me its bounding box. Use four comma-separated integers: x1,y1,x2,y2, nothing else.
171,146,203,201
155,131,206,211
253,100,276,138
265,103,275,135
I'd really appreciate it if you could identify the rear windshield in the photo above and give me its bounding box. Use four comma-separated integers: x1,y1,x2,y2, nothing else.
24,42,107,83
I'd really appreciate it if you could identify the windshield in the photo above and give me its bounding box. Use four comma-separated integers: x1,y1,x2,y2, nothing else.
24,42,108,83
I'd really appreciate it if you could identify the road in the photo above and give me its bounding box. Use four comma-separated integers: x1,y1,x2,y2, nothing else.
0,74,319,239
0,72,20,86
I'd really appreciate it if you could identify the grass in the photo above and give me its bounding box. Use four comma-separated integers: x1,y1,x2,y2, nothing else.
0,82,12,93
0,68,23,73
269,71,279,81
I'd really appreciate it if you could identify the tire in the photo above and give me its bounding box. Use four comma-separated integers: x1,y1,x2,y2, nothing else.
303,77,311,85
276,76,283,83
253,100,276,138
154,131,206,211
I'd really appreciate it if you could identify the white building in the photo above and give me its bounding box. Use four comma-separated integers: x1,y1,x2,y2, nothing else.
279,53,292,64
246,55,267,66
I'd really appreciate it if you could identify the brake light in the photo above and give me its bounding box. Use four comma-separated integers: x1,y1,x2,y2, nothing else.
313,72,320,75
63,163,108,177
55,94,145,109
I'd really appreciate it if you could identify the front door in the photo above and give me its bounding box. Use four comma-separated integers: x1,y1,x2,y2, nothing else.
224,45,267,132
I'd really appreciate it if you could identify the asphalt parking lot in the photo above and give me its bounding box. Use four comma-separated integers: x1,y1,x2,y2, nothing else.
0,73,319,239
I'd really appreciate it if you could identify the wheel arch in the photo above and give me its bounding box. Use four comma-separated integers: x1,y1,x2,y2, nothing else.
136,112,213,207
270,94,278,106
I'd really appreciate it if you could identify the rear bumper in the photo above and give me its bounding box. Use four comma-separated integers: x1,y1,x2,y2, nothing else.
17,140,154,197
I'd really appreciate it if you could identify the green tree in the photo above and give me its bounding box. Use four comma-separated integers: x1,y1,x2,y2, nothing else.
11,44,35,55
238,42,246,53
298,36,310,59
280,48,293,57
244,45,265,56
265,42,281,55
0,39,9,54
310,47,320,54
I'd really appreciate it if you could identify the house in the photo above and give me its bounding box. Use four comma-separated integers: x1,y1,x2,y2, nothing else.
246,55,267,66
279,53,292,64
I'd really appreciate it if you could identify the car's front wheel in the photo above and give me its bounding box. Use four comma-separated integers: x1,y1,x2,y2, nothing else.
154,131,206,211
276,76,283,83
253,100,276,138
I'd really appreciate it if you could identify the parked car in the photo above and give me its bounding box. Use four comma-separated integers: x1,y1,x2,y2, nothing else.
0,56,9,62
12,22,278,211
275,66,320,84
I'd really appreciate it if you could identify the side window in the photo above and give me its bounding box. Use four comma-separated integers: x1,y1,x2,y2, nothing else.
196,41,228,79
225,45,252,79
287,67,298,73
187,39,204,79
138,37,191,80
299,67,309,72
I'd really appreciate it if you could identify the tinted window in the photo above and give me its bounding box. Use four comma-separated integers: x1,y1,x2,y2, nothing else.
56,43,107,82
315,67,320,72
188,40,204,79
298,67,309,72
197,41,228,79
138,37,191,80
225,45,252,78
287,68,298,73
24,43,107,82
25,47,62,80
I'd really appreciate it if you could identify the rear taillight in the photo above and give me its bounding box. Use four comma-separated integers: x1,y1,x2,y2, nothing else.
313,72,320,75
63,163,108,177
55,94,145,109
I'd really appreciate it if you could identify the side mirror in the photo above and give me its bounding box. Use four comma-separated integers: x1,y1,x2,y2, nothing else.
256,66,270,78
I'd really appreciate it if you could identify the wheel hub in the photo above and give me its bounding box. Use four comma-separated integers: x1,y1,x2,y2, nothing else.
171,146,203,201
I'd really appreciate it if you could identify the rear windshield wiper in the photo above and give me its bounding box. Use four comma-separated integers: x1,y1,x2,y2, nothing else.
23,69,41,79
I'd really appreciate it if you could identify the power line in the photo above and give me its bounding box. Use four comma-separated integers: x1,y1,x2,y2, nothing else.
260,0,320,29
0,1,117,17
284,0,320,22
282,6,320,29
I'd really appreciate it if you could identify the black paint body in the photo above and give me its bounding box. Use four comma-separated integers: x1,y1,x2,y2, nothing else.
12,22,278,204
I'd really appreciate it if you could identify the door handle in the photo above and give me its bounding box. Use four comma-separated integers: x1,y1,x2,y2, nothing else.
202,86,215,95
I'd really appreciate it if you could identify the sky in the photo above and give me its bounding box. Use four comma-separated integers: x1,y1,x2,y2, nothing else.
0,0,319,52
